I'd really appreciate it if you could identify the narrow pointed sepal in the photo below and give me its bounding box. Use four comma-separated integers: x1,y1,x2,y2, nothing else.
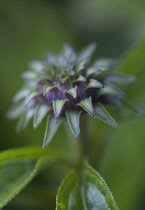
66,111,81,138
86,79,103,89
78,97,94,117
86,67,102,78
43,85,58,96
43,117,62,148
77,43,97,71
94,58,116,71
22,71,37,80
62,44,76,63
6,102,24,119
106,74,136,84
16,109,34,132
22,71,48,82
30,61,45,72
13,89,30,103
25,91,40,106
33,104,51,129
99,85,125,97
94,104,118,127
123,99,143,116
53,100,68,118
66,86,77,98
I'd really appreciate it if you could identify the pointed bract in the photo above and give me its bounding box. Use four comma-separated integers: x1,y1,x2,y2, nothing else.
16,109,34,132
106,74,136,84
30,61,45,73
22,71,48,82
78,43,97,63
73,75,86,85
86,79,103,89
47,52,57,68
43,117,62,148
43,85,58,96
7,102,24,119
25,91,40,107
66,86,77,98
66,111,81,138
86,67,102,78
60,76,70,84
94,104,118,127
77,43,97,71
53,100,68,118
78,97,94,117
123,99,143,116
94,58,116,71
62,44,76,63
22,71,37,80
33,104,51,129
99,85,125,97
13,89,30,103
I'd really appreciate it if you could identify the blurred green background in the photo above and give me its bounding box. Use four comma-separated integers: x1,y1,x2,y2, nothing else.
1,0,145,209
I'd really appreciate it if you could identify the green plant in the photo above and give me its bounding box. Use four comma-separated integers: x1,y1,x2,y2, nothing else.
1,43,143,209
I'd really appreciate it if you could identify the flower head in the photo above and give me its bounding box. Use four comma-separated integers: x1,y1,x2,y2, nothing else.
8,44,135,148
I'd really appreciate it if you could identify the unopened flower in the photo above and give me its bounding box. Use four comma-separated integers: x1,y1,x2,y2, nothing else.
8,44,135,148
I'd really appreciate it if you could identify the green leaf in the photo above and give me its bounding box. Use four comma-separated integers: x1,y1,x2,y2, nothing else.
66,86,77,98
43,117,62,148
66,111,81,138
56,162,118,210
33,104,51,129
78,97,94,117
86,79,103,89
16,109,34,132
43,85,58,96
24,91,40,106
0,147,63,164
94,104,118,128
53,100,68,118
0,147,62,209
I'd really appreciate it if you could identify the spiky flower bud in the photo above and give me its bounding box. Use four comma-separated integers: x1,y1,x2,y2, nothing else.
8,44,135,148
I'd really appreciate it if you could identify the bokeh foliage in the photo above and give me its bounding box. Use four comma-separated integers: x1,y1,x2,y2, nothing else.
1,0,145,209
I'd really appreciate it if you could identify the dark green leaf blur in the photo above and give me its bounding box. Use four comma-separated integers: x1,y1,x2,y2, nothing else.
1,0,145,209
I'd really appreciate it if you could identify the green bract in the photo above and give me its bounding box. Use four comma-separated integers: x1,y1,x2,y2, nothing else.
8,44,135,148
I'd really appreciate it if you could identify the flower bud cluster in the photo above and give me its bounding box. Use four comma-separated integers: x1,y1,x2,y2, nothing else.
8,44,135,148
